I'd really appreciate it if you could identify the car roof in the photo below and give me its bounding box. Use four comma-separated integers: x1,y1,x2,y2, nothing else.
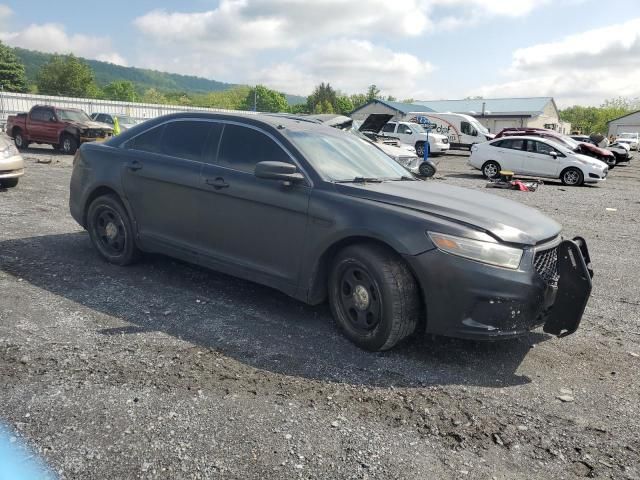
491,135,566,143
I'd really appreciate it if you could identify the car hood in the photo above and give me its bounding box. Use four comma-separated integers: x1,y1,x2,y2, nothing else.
359,114,394,133
65,120,114,131
578,142,614,157
338,181,561,246
376,142,417,158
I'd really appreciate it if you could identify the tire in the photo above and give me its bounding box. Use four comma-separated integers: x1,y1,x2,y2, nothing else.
60,134,78,155
481,160,501,179
87,194,140,265
1,178,19,188
418,162,436,177
415,142,425,157
14,130,28,150
560,167,584,186
604,156,616,168
328,244,420,351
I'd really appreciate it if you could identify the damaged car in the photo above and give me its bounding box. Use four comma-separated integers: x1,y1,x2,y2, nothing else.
70,112,593,351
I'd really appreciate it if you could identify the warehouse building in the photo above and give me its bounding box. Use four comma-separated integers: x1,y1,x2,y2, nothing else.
351,97,570,134
607,110,640,137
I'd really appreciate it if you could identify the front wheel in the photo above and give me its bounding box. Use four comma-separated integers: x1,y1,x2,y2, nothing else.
560,167,584,186
482,160,501,179
60,134,78,155
87,194,140,265
329,244,420,351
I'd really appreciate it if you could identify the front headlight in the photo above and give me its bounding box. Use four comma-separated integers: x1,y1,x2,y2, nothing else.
428,232,523,269
1,144,19,158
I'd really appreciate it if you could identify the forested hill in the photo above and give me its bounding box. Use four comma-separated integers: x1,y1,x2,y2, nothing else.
13,47,306,104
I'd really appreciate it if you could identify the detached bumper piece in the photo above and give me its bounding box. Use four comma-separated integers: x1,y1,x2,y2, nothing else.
543,237,593,337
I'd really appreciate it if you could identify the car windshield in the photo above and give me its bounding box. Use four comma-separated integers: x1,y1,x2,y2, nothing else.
57,109,91,122
287,129,411,182
116,115,136,124
470,119,489,134
559,136,580,148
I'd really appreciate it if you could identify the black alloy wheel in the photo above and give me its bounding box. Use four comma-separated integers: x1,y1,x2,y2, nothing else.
87,194,140,265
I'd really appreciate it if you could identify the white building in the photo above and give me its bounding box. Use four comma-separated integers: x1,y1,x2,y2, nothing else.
607,110,640,137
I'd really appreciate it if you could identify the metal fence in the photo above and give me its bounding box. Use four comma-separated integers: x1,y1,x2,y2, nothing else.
0,91,248,130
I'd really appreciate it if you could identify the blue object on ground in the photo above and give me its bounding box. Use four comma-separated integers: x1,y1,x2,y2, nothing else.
0,423,56,480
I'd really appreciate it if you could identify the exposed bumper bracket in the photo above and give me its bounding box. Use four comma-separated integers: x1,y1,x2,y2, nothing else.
543,238,593,337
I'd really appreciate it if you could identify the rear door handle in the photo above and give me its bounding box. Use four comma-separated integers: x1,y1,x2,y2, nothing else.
205,177,229,189
127,160,143,171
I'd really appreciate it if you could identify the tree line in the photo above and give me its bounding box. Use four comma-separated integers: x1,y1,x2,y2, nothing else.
3,40,637,129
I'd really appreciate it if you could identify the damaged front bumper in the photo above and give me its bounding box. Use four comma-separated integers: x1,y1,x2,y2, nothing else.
406,237,593,340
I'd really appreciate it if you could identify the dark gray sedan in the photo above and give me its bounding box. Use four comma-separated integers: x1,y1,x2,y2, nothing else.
69,112,593,351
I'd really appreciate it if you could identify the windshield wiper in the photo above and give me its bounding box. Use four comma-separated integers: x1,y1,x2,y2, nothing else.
334,177,384,184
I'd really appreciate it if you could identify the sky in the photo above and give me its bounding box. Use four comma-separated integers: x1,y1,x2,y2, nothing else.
1,0,640,107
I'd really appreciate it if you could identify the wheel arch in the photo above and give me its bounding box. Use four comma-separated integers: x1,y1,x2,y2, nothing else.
11,125,22,138
83,185,125,227
306,235,423,308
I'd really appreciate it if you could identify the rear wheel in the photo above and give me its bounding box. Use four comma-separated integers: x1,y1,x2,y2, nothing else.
482,160,501,179
328,244,420,351
87,194,140,265
14,131,28,150
415,142,425,157
1,178,19,188
419,162,436,177
560,167,584,186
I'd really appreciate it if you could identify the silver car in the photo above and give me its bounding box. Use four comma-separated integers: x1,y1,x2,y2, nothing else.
0,134,24,188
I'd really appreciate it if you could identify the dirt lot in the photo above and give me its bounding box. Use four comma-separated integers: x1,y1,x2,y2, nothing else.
1,141,639,479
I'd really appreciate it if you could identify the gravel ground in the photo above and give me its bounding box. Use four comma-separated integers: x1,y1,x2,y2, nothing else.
1,141,639,479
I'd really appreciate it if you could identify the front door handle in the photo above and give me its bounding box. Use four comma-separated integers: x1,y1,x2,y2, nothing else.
205,177,229,189
127,160,143,171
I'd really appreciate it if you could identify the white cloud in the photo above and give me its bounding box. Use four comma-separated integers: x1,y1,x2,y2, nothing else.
133,0,549,97
248,39,434,97
471,18,640,106
0,7,126,65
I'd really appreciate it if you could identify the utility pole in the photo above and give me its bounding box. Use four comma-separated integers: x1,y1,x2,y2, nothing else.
254,87,258,112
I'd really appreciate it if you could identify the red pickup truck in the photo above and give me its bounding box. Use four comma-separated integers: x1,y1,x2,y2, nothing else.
7,105,114,155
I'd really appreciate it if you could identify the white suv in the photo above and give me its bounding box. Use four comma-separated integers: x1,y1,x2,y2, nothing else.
615,132,639,151
380,121,450,157
469,136,608,186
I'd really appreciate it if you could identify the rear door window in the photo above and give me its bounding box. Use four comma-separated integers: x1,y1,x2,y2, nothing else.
381,123,396,133
160,120,215,161
30,108,47,122
216,124,291,173
501,139,525,150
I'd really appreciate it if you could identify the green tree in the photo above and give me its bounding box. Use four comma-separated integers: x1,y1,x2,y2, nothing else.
36,54,101,97
559,97,639,135
0,42,27,92
141,88,168,104
366,84,381,102
241,85,288,112
288,103,309,114
336,95,354,115
307,82,338,113
103,80,138,102
192,86,251,110
386,95,397,102
349,93,368,111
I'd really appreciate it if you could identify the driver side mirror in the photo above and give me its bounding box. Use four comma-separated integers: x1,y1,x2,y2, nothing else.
255,161,304,184
550,151,558,159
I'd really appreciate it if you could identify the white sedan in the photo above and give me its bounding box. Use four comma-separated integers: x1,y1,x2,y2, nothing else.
469,136,608,186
